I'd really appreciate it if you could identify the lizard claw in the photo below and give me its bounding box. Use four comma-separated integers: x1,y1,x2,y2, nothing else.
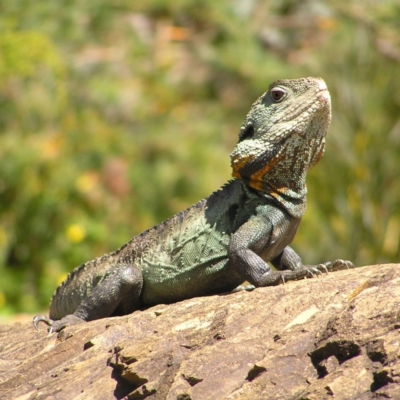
33,315,54,331
317,263,329,274
306,267,325,278
305,269,315,278
340,259,355,269
314,267,324,276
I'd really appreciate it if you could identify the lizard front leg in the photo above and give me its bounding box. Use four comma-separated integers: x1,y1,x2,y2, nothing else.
228,210,298,286
228,207,353,287
34,263,143,333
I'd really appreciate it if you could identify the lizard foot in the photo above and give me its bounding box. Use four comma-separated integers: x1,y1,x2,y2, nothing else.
259,259,354,286
260,268,321,286
318,259,355,272
33,314,85,333
284,259,354,283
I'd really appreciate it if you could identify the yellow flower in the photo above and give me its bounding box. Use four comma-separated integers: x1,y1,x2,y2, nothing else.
75,172,99,194
66,224,86,243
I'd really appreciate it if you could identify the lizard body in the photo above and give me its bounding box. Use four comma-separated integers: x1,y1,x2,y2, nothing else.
34,77,353,332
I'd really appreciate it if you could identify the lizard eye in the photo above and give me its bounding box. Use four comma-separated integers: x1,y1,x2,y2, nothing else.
239,124,254,142
270,87,286,102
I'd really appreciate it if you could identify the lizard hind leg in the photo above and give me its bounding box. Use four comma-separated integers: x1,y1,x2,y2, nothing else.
34,263,143,333
60,263,143,327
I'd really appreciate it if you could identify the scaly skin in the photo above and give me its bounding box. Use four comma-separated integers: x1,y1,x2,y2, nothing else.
33,77,353,333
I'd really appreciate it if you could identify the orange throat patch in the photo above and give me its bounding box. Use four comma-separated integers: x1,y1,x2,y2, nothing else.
231,152,285,194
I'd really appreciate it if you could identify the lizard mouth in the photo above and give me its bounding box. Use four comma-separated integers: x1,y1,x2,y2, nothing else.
315,78,330,104
317,88,330,105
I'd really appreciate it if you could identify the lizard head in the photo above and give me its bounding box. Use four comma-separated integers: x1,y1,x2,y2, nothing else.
230,77,331,217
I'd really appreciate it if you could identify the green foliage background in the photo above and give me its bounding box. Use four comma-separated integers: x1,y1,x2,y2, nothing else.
1,0,400,316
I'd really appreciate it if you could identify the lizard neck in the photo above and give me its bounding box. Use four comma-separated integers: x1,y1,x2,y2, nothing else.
231,138,314,218
233,172,307,219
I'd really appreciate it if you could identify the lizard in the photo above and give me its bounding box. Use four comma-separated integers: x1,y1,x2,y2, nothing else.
33,77,353,333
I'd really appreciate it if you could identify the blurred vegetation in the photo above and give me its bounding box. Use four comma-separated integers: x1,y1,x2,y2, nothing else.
1,0,400,316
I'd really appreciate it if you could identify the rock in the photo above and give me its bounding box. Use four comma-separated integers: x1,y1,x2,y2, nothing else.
1,264,400,400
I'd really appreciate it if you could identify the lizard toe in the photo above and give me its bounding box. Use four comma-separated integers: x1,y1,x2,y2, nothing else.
307,267,323,278
33,315,54,331
318,263,329,274
50,315,86,333
332,259,355,270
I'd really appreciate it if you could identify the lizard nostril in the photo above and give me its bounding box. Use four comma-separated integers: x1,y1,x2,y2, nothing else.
239,124,255,142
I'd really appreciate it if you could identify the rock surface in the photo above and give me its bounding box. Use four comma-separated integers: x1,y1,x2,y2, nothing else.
1,264,400,400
